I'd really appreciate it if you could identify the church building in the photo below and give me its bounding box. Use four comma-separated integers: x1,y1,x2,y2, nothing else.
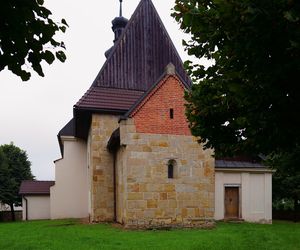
49,0,273,227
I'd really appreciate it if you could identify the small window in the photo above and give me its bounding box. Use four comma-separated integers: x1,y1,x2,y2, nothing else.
168,159,177,179
170,108,174,119
168,163,174,179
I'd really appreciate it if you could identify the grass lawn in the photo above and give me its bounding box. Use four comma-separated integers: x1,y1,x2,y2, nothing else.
0,220,299,250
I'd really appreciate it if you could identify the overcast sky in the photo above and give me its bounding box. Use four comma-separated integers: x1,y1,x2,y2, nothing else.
0,0,203,180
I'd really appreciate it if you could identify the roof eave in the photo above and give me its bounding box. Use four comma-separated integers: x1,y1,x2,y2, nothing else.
215,167,275,173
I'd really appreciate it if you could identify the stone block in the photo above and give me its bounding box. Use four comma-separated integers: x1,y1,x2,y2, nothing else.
165,184,175,192
169,200,177,208
167,192,176,200
182,208,188,218
128,200,146,209
127,176,137,183
155,209,164,217
147,200,158,208
127,192,143,200
143,145,152,152
127,158,148,166
128,183,139,192
144,210,155,218
143,192,153,200
139,183,147,192
158,200,168,208
158,142,169,147
159,192,167,200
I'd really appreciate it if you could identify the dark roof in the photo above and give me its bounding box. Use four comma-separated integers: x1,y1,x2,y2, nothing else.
58,118,75,137
76,0,190,112
19,181,55,195
71,0,191,140
57,119,75,157
75,87,144,112
215,160,266,169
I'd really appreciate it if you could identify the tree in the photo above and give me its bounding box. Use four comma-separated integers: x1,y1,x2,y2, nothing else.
0,143,34,221
267,147,300,221
172,0,300,157
0,0,68,81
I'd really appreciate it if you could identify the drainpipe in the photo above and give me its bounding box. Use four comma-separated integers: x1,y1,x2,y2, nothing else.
113,152,117,222
23,196,28,221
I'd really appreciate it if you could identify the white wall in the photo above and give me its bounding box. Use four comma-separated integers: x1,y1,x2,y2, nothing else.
50,137,88,219
22,196,50,220
215,169,273,223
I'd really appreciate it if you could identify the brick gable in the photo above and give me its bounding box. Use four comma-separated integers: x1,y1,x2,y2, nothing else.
131,75,191,135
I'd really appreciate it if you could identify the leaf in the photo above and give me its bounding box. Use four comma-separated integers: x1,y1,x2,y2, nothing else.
43,50,55,65
36,0,44,5
56,51,67,62
60,26,67,33
20,71,31,81
61,18,69,27
283,11,299,22
32,63,44,77
183,14,191,26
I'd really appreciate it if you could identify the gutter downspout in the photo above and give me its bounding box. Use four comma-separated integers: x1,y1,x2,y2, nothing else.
113,152,117,222
23,196,28,221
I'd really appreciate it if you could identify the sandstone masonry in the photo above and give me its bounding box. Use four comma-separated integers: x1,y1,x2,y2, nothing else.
89,74,215,228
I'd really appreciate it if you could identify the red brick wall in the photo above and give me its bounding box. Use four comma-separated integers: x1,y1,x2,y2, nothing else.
131,75,191,135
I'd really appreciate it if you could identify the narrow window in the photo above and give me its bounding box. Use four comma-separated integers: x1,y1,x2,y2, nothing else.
168,163,174,178
167,159,177,179
170,108,174,119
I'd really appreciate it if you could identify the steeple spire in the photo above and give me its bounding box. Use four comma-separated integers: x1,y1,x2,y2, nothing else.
119,0,123,17
105,0,128,58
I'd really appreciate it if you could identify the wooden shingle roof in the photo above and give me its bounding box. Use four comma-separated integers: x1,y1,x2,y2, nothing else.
75,0,190,112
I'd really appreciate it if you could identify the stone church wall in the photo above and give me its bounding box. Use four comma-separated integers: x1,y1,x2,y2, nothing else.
119,119,215,228
89,114,119,222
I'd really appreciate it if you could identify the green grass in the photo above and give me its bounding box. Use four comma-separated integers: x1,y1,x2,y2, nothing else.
0,220,299,250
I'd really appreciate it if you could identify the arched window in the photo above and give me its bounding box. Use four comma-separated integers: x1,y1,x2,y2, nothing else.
168,159,177,179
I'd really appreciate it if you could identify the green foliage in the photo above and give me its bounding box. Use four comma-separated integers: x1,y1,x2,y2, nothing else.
173,0,300,157
0,143,34,207
267,147,300,211
0,0,68,81
273,199,294,211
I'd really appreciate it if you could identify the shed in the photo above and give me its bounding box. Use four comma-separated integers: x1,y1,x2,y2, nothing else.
215,160,274,223
19,180,55,220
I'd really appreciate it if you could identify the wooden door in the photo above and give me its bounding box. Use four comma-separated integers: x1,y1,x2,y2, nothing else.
225,187,239,219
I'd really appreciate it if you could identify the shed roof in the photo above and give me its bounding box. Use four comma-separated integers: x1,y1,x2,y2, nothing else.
19,181,55,195
215,160,266,169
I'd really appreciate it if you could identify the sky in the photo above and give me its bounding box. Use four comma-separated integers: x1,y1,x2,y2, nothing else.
0,0,201,180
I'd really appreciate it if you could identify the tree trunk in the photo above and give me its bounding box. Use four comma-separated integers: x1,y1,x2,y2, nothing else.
9,203,15,221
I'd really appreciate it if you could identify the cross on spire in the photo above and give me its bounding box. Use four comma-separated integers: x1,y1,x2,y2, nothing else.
119,0,123,17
